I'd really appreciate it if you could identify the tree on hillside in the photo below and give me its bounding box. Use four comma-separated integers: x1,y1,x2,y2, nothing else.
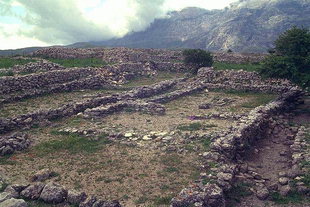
183,49,213,74
260,26,310,89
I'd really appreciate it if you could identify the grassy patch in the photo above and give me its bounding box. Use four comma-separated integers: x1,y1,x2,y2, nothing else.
177,122,217,131
225,182,253,207
225,90,276,108
270,191,308,204
48,58,108,68
34,131,111,156
135,195,150,205
0,57,36,69
201,138,212,150
153,195,174,205
0,155,18,165
0,70,14,77
213,62,261,72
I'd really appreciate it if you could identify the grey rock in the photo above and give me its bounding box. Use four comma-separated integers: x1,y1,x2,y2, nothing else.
279,177,289,185
256,186,269,200
67,190,87,205
79,195,97,207
279,185,292,196
0,198,28,207
0,192,13,203
20,183,45,200
39,182,67,204
4,186,19,198
31,169,55,182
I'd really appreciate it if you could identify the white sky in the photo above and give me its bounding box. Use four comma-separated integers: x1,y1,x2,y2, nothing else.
0,0,238,49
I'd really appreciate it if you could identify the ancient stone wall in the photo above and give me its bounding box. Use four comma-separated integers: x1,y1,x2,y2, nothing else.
171,88,304,207
0,68,97,95
197,67,294,93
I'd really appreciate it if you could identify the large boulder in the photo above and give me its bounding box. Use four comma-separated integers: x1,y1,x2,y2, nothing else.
39,182,67,204
0,198,28,207
67,189,87,205
20,184,45,200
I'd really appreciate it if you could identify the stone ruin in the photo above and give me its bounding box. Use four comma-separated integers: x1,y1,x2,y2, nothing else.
0,48,308,207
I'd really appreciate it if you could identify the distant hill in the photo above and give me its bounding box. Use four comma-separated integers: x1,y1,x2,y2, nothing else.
1,0,309,56
97,0,310,53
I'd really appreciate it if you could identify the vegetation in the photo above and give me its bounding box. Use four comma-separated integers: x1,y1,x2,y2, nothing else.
260,26,310,88
177,122,217,131
34,131,111,155
213,62,261,72
270,191,309,204
48,58,108,68
0,57,35,69
0,70,14,77
226,182,253,206
183,49,213,74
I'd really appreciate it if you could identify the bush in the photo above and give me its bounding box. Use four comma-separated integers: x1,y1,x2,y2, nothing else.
260,26,310,89
183,49,213,74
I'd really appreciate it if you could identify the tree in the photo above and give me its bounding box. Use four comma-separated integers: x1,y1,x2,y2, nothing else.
183,49,213,74
260,26,310,89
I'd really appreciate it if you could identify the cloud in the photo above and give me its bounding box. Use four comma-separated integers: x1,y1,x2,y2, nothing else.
0,0,239,48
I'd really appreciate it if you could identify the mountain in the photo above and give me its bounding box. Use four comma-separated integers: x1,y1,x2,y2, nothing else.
1,0,309,56
96,0,310,53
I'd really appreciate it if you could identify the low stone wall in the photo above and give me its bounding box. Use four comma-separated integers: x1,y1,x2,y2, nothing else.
171,88,304,207
0,80,178,134
0,68,97,95
197,67,294,93
213,52,267,64
0,133,30,156
1,181,121,207
11,60,65,74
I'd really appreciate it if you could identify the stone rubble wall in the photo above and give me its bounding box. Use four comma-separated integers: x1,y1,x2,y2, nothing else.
213,53,267,64
0,133,30,156
31,47,266,64
0,68,97,95
1,181,121,207
171,88,304,207
197,67,294,93
0,80,178,134
11,60,66,74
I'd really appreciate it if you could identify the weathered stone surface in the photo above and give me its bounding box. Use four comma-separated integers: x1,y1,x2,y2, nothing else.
4,186,19,198
79,195,97,207
0,192,13,203
20,183,45,200
256,186,269,200
0,198,28,207
39,182,67,204
31,169,55,182
0,133,30,156
67,190,87,205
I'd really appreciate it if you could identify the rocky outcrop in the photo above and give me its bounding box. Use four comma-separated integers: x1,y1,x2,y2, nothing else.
0,133,30,156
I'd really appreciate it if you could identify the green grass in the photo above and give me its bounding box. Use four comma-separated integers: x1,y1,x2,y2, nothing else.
0,155,18,165
153,195,174,205
0,57,36,69
225,90,276,108
270,191,309,204
48,58,108,68
213,62,262,72
34,131,111,156
225,182,253,207
0,70,14,77
177,122,217,131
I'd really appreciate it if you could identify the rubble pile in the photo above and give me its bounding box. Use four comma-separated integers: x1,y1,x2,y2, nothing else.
0,133,30,156
11,60,65,74
197,67,294,93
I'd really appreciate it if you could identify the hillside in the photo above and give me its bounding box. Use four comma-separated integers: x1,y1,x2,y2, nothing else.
97,0,310,53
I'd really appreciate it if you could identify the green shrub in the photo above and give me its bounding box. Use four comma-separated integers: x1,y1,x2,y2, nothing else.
260,26,310,89
182,49,213,74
